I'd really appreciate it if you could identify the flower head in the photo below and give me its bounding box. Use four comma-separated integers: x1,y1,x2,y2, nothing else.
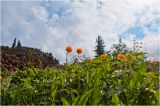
65,46,72,53
76,48,83,54
117,54,125,59
89,58,93,63
150,59,158,65
100,54,107,59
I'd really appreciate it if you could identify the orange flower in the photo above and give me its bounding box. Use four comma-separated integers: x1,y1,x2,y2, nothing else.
76,48,83,54
117,54,125,59
89,58,93,63
150,59,158,65
100,54,107,59
65,46,72,53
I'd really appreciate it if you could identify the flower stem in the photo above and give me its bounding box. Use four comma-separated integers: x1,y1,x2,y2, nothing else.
66,53,68,63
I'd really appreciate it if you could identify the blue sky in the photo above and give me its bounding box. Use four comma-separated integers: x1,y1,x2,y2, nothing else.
1,0,160,63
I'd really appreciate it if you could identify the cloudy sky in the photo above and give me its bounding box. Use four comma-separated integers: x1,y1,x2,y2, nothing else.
1,0,160,63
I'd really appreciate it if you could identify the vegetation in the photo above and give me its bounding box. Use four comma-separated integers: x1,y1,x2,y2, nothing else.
11,38,17,48
1,52,159,105
17,40,22,48
0,37,159,105
111,38,128,58
94,35,105,57
1,46,59,71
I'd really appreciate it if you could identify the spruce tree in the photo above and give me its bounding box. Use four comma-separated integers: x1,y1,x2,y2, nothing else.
17,40,22,48
11,38,16,48
94,35,105,57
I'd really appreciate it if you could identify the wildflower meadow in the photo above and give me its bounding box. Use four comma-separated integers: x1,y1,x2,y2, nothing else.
1,44,159,105
1,1,160,105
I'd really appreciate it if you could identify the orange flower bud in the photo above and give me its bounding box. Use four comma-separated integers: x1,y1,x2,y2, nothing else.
65,46,72,53
89,58,93,63
150,59,158,65
117,54,125,59
76,48,83,54
100,54,107,59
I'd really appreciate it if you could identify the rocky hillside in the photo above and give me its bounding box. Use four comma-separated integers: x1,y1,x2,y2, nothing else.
0,46,60,71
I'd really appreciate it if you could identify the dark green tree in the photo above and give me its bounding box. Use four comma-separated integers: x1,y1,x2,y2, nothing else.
17,40,22,48
111,38,128,57
94,35,105,57
11,38,17,48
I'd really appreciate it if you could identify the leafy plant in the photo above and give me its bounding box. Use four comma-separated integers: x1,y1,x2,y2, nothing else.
1,52,159,105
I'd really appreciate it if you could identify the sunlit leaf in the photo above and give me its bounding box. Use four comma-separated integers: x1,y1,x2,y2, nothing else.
72,96,81,105
90,87,102,105
112,93,119,104
78,89,93,105
61,98,69,105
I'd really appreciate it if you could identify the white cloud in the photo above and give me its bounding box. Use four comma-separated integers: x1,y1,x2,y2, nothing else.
32,6,48,23
142,35,160,59
1,0,160,63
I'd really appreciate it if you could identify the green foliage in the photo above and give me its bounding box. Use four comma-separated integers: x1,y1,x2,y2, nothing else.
1,53,159,105
94,35,105,56
90,87,102,105
112,94,120,104
61,98,69,105
111,38,128,57
78,89,93,105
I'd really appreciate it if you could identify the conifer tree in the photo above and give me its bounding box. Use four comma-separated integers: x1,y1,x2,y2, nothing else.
11,38,16,48
17,40,22,48
94,35,105,57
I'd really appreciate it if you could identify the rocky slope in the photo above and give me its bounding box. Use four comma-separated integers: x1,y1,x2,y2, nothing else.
0,46,60,71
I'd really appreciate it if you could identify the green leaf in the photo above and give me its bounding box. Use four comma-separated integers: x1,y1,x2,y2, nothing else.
138,61,146,70
51,85,57,102
72,96,81,105
112,94,119,104
129,79,135,88
155,89,160,105
87,70,89,84
94,59,101,64
90,87,102,105
61,98,70,105
78,89,93,105
140,72,157,78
